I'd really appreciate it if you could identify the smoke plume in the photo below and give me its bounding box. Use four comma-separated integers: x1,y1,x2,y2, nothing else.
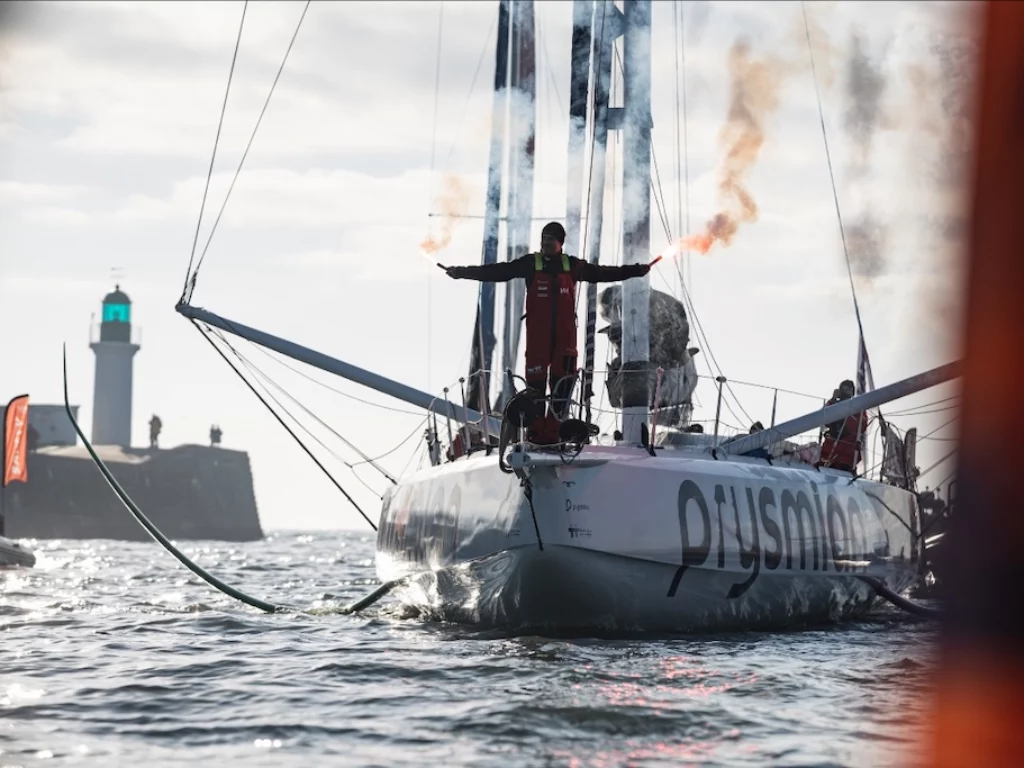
923,30,978,191
794,0,841,91
844,32,889,178
841,30,891,283
672,39,783,257
908,27,979,348
419,174,471,257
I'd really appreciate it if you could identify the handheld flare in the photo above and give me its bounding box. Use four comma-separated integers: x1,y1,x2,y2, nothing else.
656,233,716,263
418,247,447,270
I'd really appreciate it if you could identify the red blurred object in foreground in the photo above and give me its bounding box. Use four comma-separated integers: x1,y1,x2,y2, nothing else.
926,2,1024,766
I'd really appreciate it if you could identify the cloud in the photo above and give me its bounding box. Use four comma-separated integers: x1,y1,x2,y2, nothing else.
1,1,510,165
0,180,93,203
2,273,127,298
278,247,439,284
19,205,91,226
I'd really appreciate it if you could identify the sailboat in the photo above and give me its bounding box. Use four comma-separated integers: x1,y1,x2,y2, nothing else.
176,0,958,631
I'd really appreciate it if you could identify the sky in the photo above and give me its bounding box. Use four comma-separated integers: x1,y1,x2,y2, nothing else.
0,1,975,531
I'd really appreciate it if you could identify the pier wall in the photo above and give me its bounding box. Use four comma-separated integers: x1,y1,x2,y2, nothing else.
3,445,264,542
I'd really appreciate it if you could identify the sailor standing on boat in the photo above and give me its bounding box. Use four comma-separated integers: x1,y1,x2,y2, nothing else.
819,379,868,472
445,221,649,444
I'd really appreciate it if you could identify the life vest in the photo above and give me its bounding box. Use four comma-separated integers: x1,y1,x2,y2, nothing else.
524,253,577,371
820,398,868,471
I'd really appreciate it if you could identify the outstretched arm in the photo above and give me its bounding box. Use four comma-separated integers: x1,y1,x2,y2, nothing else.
572,258,650,282
446,256,532,283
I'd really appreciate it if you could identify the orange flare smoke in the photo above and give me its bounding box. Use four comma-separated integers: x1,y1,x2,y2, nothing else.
681,40,783,256
420,174,470,256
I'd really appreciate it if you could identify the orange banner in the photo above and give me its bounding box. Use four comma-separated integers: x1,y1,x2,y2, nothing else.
3,394,29,487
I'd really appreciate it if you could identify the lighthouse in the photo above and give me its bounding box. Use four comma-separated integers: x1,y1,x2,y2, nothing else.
90,285,140,447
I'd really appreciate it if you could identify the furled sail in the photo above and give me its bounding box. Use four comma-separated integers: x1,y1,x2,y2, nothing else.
498,0,537,410
465,0,511,418
598,285,698,426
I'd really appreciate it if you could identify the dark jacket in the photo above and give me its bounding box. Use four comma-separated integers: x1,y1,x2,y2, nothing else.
448,253,648,283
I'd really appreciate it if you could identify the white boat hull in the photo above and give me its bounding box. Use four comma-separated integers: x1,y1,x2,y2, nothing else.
375,445,921,633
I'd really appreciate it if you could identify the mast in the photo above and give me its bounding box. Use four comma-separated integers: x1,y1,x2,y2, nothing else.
563,0,594,256
466,0,511,416
499,0,536,408
581,1,624,424
619,0,653,444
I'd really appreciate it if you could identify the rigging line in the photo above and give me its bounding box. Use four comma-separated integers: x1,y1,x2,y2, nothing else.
918,448,957,481
919,413,960,440
225,339,386,502
800,2,868,353
399,436,425,477
611,45,673,241
670,261,754,425
927,470,956,495
578,0,608,270
535,9,564,116
442,12,499,173
188,0,312,298
217,328,400,485
672,1,681,240
862,418,960,479
428,2,445,187
886,398,961,417
650,148,674,241
244,332,425,416
352,416,429,467
647,266,750,427
427,1,444,393
680,1,691,290
705,375,825,403
181,0,248,302
206,325,377,480
219,335,388,508
224,342,387,500
648,193,752,427
655,253,753,428
887,404,962,418
612,27,750,428
192,320,378,530
884,395,962,415
225,334,396,485
669,1,691,296
647,159,752,424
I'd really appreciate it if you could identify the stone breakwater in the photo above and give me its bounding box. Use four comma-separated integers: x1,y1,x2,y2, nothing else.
4,445,263,542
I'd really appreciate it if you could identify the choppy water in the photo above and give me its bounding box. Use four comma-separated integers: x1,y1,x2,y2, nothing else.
2,532,938,767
